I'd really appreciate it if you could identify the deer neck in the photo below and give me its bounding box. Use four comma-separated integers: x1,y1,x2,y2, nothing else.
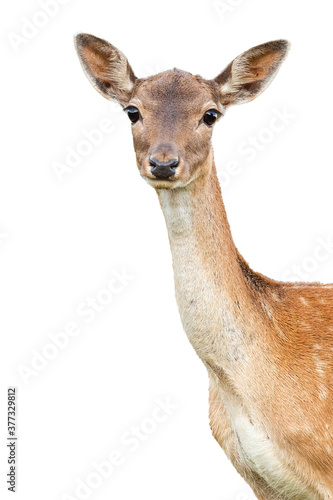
157,156,262,375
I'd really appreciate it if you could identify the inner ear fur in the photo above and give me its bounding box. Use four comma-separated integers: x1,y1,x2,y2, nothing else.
214,40,290,107
74,33,137,106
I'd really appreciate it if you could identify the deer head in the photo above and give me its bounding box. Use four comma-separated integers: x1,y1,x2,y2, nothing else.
74,34,289,189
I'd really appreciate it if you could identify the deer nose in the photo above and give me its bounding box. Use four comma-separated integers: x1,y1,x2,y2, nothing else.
149,157,179,179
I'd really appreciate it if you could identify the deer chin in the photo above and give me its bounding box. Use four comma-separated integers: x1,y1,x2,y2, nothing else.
142,176,188,190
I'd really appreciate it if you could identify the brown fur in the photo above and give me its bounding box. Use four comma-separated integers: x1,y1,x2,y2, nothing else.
75,35,333,499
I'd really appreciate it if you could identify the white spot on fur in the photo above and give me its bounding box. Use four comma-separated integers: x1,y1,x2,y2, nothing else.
261,301,272,319
314,355,325,378
318,384,328,401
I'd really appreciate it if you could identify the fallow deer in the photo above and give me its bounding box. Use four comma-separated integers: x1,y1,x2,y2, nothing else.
74,34,333,499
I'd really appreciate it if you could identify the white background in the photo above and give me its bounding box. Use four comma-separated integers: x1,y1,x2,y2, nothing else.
1,1,333,499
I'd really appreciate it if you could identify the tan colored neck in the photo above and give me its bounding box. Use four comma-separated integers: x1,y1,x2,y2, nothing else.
158,161,247,305
157,159,259,371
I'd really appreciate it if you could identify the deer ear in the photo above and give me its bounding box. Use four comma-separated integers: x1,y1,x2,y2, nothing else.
214,40,290,107
74,33,137,106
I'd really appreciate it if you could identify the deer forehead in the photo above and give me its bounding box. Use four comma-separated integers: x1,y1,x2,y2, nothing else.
132,69,221,115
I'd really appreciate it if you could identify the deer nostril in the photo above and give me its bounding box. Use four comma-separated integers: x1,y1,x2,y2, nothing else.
149,157,179,169
149,157,180,179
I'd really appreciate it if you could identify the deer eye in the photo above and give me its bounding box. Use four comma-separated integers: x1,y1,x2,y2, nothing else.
203,109,220,126
125,106,140,123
